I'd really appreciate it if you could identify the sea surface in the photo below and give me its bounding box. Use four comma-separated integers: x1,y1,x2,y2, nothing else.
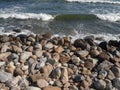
0,0,120,40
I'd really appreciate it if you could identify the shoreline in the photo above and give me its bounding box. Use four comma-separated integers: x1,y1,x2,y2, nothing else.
0,33,120,90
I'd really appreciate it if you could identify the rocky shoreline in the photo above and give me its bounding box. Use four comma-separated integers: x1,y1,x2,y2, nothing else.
0,33,120,90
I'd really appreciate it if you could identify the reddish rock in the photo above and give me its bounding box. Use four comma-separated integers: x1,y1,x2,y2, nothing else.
98,52,110,61
43,33,51,39
55,46,64,53
60,55,70,63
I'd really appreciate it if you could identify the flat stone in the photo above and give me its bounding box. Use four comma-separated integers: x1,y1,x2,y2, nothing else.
43,86,61,90
37,79,49,88
0,71,12,83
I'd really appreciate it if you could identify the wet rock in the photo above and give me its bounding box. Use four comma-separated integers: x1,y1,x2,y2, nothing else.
55,46,64,53
74,39,88,49
0,71,12,83
43,86,61,90
37,79,49,88
25,86,41,90
99,41,108,50
20,52,32,63
18,78,29,89
71,55,80,65
76,50,89,59
33,50,43,58
94,79,106,90
108,40,119,47
42,33,51,39
111,67,120,78
97,60,114,71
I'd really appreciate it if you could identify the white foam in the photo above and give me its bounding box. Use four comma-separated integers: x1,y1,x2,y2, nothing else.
96,13,120,22
0,13,54,21
66,0,120,4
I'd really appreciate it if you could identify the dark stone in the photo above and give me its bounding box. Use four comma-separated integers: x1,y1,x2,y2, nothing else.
112,78,120,89
108,40,119,47
74,75,85,82
99,41,107,50
12,28,21,33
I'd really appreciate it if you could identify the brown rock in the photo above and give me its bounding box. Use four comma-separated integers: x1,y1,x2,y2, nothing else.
98,52,110,61
14,67,24,76
20,52,32,63
55,46,64,53
12,45,22,53
43,33,51,39
52,53,60,62
76,50,89,59
1,44,9,53
107,70,115,80
90,49,100,57
37,79,49,88
61,67,68,82
0,52,11,61
60,55,70,63
111,67,120,78
30,73,41,82
43,86,61,90
84,60,94,70
33,50,43,58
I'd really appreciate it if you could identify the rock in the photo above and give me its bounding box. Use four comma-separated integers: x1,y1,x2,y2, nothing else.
112,78,120,89
6,76,21,87
94,79,106,90
76,50,89,59
84,35,94,41
25,86,41,90
12,45,22,53
41,63,53,76
20,52,32,63
67,68,74,76
30,73,41,83
74,39,89,49
55,46,64,53
98,52,110,61
98,70,108,79
60,55,70,63
37,79,49,88
43,52,51,59
108,40,119,47
46,59,55,66
107,70,115,80
0,35,9,42
71,55,80,65
43,33,51,39
69,85,78,90
7,62,16,74
82,67,91,75
1,44,9,53
34,44,42,50
0,62,5,66
10,86,21,90
45,42,54,49
111,67,120,78
33,50,43,58
18,78,29,89
0,71,12,83
43,86,61,90
52,53,60,62
22,65,28,71
7,53,19,62
0,52,11,61
99,41,108,50
26,46,33,52
90,49,100,57
81,80,90,89
74,75,85,82
28,36,35,42
54,81,63,87
14,67,24,76
112,50,120,58
61,67,69,82
97,60,114,71
51,67,61,79
84,60,94,70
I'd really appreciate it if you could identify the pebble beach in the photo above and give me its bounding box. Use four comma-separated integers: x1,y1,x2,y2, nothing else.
0,33,120,90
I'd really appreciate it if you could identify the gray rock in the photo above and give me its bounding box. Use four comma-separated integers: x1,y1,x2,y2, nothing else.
51,67,61,79
34,44,42,50
37,79,49,88
111,67,120,78
0,71,12,83
112,78,120,90
54,80,63,87
98,70,108,79
94,79,106,90
25,86,41,90
74,75,85,82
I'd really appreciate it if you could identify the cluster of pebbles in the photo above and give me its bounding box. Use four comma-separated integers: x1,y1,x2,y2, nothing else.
0,33,120,90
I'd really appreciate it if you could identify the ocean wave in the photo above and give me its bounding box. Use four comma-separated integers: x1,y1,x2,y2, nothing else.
66,0,120,4
96,14,120,22
0,13,54,21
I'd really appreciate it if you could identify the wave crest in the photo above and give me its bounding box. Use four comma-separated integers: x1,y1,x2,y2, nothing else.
0,13,54,21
